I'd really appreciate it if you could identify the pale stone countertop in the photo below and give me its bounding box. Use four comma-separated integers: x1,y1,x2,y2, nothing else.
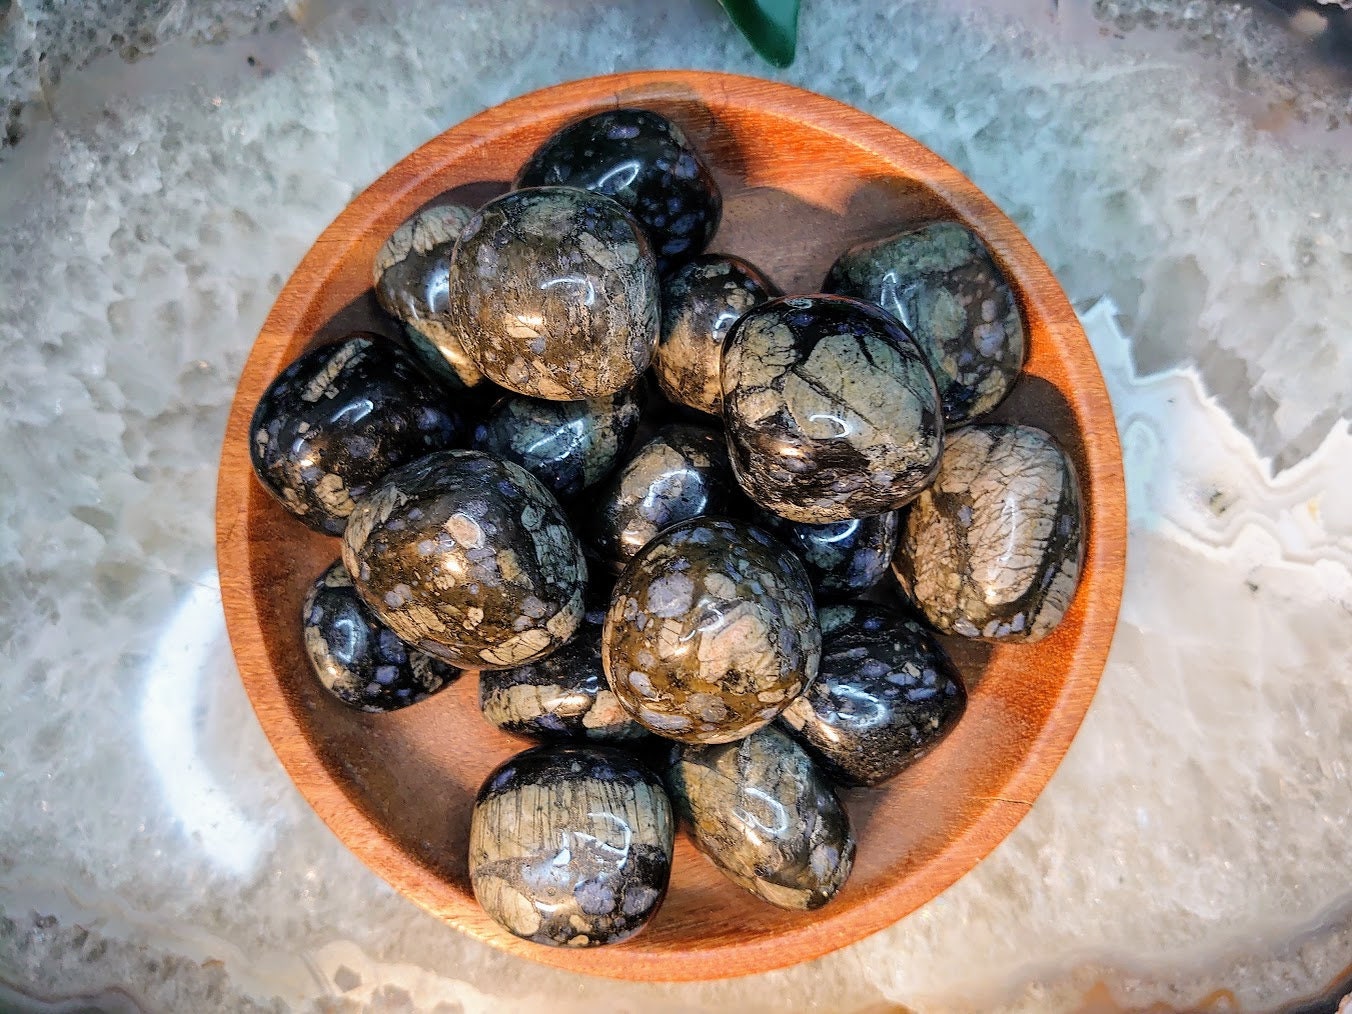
2,1,1351,1011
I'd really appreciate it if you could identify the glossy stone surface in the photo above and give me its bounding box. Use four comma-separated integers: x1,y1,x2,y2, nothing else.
470,387,643,500
602,518,820,744
753,509,899,598
721,294,944,524
514,108,721,273
780,602,966,787
479,594,648,743
824,221,1026,425
341,449,586,669
667,725,854,910
249,334,463,535
448,187,658,400
302,560,459,713
575,423,737,575
655,254,776,415
893,424,1084,642
372,201,485,390
468,745,673,947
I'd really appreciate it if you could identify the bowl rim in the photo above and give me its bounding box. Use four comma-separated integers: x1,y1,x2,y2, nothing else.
216,69,1126,982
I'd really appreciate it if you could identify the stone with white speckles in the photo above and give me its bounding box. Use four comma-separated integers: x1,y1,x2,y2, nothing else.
722,294,944,524
469,744,673,947
341,449,586,669
751,508,900,598
892,423,1084,642
449,187,658,400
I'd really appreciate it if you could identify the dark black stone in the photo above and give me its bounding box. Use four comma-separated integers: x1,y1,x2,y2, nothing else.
752,508,899,598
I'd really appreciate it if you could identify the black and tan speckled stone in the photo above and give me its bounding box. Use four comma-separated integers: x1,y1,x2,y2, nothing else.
371,202,485,390
666,725,854,910
469,745,673,947
655,254,776,415
779,602,966,787
721,294,944,524
470,387,643,500
892,423,1084,642
602,518,820,744
249,334,463,535
824,221,1026,425
752,508,899,598
302,560,459,713
341,449,586,669
448,187,659,400
575,423,738,575
479,594,648,742
514,108,721,274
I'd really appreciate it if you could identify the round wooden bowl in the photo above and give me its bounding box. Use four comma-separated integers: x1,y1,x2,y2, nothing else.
217,71,1126,981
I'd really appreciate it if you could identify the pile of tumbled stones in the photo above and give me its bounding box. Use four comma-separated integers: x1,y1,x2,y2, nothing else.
249,108,1084,948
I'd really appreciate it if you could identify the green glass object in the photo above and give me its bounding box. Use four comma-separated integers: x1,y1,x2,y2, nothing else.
720,0,801,68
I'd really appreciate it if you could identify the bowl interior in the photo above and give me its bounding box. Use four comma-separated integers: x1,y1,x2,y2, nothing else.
217,71,1125,981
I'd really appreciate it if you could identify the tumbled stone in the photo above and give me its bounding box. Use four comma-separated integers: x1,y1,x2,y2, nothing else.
515,108,721,273
302,560,459,712
655,254,775,415
780,602,966,786
249,334,463,535
721,294,944,524
469,744,673,947
602,517,820,744
824,221,1026,424
892,423,1084,642
667,725,854,910
576,423,737,575
470,387,643,500
448,187,658,400
372,201,484,389
341,449,586,669
753,509,899,598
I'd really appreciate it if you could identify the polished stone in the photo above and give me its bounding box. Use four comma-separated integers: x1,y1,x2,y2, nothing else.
515,108,721,274
479,594,648,743
249,334,463,535
372,201,485,390
892,423,1084,642
468,745,673,947
780,602,966,787
302,559,459,712
470,387,643,499
721,294,944,524
752,509,899,598
341,449,586,668
666,725,855,910
655,254,776,415
602,517,820,744
825,221,1026,425
449,186,659,400
575,422,737,575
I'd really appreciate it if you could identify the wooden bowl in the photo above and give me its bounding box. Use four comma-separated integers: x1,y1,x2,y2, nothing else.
216,71,1126,981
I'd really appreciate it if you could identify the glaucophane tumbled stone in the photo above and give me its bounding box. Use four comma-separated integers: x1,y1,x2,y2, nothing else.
666,725,854,910
656,254,776,415
448,187,658,400
250,334,463,535
721,294,943,524
602,517,820,744
824,221,1026,424
892,423,1084,642
576,423,738,575
469,744,673,947
471,386,643,500
302,560,459,712
341,449,586,669
515,108,721,273
372,201,485,389
779,602,966,786
479,593,648,743
753,508,899,598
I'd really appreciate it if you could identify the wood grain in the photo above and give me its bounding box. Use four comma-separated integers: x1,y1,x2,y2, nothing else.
215,71,1127,981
